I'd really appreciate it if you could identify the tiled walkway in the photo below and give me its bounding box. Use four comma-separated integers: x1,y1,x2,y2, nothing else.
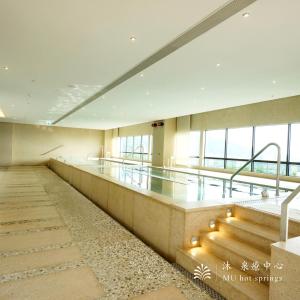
0,166,212,300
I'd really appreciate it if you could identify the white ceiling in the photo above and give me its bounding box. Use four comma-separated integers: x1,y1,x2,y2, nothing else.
0,0,300,129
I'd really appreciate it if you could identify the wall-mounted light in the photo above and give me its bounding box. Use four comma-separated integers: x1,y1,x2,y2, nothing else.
226,208,232,218
191,236,199,247
209,219,216,230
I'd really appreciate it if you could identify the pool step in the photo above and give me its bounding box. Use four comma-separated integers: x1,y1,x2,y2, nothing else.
201,232,270,279
176,247,269,300
234,205,300,236
218,217,279,254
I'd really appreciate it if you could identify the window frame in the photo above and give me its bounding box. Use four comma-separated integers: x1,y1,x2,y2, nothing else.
204,124,300,176
119,135,152,161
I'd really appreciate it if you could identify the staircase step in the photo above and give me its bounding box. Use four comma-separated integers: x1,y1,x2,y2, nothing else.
218,217,279,254
201,232,270,278
234,205,300,236
176,247,268,300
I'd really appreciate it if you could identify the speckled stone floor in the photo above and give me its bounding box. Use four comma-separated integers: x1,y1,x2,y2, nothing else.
0,166,212,300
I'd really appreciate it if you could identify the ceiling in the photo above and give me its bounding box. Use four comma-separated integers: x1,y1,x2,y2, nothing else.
0,0,300,129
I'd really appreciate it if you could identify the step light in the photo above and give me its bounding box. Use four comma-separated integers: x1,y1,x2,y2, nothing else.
208,219,216,230
226,208,232,218
191,236,199,247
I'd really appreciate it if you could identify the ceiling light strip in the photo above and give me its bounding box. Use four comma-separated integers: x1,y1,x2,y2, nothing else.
53,0,256,125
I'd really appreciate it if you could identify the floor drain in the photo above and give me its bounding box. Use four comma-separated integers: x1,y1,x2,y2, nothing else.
173,263,226,300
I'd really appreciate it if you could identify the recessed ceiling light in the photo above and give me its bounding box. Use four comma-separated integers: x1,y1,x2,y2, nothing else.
242,12,250,18
1,66,8,71
216,63,221,67
272,80,277,84
130,36,136,42
201,87,205,91
140,73,144,77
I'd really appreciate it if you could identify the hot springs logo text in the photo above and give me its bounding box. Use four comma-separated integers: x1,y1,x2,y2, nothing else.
193,264,212,281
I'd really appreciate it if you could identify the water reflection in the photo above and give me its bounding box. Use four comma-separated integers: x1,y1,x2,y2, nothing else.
78,161,277,203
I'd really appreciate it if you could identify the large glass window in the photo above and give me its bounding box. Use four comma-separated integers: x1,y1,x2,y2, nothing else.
120,137,127,158
133,136,142,160
290,124,300,162
203,123,300,176
255,125,288,161
205,130,226,158
227,127,252,159
289,123,300,176
189,131,201,166
254,125,288,175
126,136,134,159
119,135,152,161
204,129,226,168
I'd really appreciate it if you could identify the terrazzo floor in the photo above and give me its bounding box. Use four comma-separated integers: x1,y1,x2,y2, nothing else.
0,166,212,300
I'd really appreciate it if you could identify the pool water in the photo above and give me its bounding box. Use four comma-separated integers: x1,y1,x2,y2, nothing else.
76,160,282,203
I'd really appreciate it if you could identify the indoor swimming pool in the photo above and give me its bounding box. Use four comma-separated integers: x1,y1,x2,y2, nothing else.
70,159,290,203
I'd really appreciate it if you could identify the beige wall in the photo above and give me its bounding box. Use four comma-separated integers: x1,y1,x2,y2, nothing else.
163,118,176,166
104,129,113,157
118,122,153,137
0,123,13,165
0,122,104,166
103,95,300,166
191,95,300,130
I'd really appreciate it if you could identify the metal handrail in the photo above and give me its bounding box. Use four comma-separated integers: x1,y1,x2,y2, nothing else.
229,143,281,197
280,185,300,241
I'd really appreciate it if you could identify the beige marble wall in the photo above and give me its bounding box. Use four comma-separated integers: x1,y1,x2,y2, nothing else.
0,122,104,166
191,95,300,130
49,159,234,261
270,237,300,300
183,206,229,248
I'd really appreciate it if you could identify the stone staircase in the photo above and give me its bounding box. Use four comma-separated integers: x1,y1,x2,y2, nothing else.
176,206,300,300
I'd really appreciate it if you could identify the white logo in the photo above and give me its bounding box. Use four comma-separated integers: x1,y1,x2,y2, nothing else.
193,264,212,281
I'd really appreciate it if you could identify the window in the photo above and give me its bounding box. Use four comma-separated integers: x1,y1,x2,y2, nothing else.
225,127,253,171
133,136,141,160
254,125,288,175
119,135,152,161
203,124,299,176
205,130,226,157
290,124,300,162
289,124,300,176
255,125,288,161
188,131,201,166
227,127,252,159
204,129,226,168
175,131,201,166
120,137,127,158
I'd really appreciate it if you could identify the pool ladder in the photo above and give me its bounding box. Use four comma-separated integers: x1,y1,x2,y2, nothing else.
226,142,299,242
229,142,281,198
